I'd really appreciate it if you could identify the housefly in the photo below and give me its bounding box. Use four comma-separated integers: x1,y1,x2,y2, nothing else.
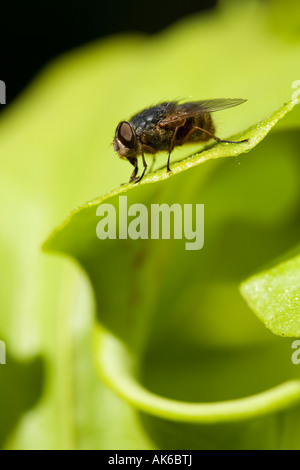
113,98,248,183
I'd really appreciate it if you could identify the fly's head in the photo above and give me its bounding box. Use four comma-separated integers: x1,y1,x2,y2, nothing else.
113,121,138,160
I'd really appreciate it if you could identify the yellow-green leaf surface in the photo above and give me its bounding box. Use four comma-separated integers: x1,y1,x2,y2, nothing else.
1,0,300,450
241,255,300,337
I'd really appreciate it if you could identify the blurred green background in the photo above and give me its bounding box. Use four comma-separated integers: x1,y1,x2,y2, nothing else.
1,0,300,450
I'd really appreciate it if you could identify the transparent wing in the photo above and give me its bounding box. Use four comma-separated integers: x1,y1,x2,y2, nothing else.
159,98,247,126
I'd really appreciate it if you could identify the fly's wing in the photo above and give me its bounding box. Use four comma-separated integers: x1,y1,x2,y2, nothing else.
159,98,247,126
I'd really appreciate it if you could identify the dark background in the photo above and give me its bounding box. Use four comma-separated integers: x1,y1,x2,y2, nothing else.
0,0,217,110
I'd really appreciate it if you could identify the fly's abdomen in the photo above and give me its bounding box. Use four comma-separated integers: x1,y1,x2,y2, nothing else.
191,113,215,142
174,113,214,145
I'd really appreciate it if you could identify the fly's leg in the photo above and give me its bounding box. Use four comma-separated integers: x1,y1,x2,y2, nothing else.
135,148,147,184
181,126,248,145
128,158,138,183
167,120,186,172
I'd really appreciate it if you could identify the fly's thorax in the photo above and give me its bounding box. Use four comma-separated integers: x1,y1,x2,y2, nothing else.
134,123,172,152
130,102,175,129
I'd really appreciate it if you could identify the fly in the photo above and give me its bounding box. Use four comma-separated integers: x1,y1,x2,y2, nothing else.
113,98,248,183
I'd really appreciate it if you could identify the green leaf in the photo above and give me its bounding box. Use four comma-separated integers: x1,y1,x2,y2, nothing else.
97,328,300,423
241,255,300,337
44,99,300,449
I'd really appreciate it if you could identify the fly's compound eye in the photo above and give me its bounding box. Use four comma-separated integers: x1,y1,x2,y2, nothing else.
117,121,135,148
